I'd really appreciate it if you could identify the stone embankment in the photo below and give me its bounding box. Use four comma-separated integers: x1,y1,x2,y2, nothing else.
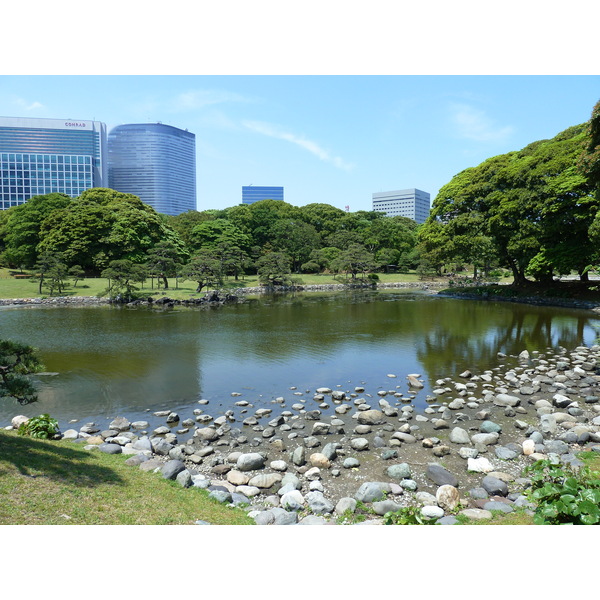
9,344,600,525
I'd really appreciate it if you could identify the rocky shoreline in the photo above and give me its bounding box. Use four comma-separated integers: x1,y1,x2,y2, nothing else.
8,343,600,525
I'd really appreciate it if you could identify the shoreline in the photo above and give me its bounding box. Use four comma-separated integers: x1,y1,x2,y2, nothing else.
6,342,600,525
3,279,600,312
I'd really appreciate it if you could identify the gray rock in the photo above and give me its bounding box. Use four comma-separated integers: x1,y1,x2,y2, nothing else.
98,443,122,454
386,463,412,480
355,482,391,503
161,460,186,480
209,490,233,504
350,437,369,451
544,439,570,455
291,446,306,466
132,436,153,452
176,469,192,488
280,490,305,511
372,500,402,515
109,416,131,431
449,427,471,444
236,452,266,471
273,510,298,525
343,457,360,469
495,447,518,460
494,393,520,407
480,420,502,434
481,475,509,497
484,501,514,513
357,409,385,425
426,463,458,487
306,491,334,514
335,497,357,515
421,505,444,519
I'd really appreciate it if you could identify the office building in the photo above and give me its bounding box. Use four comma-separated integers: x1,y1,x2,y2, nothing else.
372,188,430,224
242,185,284,205
108,123,196,216
0,116,107,210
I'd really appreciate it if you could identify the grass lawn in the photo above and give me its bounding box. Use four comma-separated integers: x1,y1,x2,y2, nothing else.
0,268,436,301
0,430,254,525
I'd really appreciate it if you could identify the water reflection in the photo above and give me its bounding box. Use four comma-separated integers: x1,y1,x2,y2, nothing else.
0,291,598,428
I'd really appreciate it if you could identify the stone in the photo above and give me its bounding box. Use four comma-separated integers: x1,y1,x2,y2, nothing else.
357,409,385,425
421,505,444,520
109,416,130,431
343,457,360,469
270,460,288,472
335,497,357,515
176,470,192,488
248,473,282,489
484,501,514,513
161,460,186,480
227,470,250,486
355,482,391,503
236,452,266,471
309,453,331,468
426,463,458,487
98,443,122,454
481,475,509,497
372,500,402,515
306,491,334,514
467,457,493,473
449,427,471,444
280,490,305,511
194,427,219,441
11,415,29,429
311,422,330,435
495,446,518,460
350,438,369,451
386,463,412,480
471,432,499,446
291,446,306,466
460,508,493,521
480,420,502,434
436,485,460,511
494,393,520,407
61,429,79,440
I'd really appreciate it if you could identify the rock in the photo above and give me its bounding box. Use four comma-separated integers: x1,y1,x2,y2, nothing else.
407,375,424,389
355,482,391,503
343,457,360,469
280,490,305,511
335,497,358,515
194,427,219,441
436,485,460,511
460,508,493,521
161,460,186,480
227,470,250,486
176,470,192,488
248,473,282,489
98,443,122,454
495,447,518,460
386,463,412,480
372,500,402,515
357,410,385,425
236,452,266,471
306,491,334,514
471,432,499,446
311,422,330,435
494,394,520,407
350,438,369,451
480,420,502,434
467,457,493,473
484,501,514,513
309,453,331,469
449,427,471,444
109,416,130,431
11,415,29,429
421,505,444,520
61,429,79,440
426,463,458,487
481,475,509,497
291,446,306,466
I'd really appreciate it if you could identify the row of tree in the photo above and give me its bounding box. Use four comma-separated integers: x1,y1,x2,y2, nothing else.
416,99,600,284
0,186,422,292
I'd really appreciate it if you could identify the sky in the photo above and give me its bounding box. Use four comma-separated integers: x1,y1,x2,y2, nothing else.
1,74,597,214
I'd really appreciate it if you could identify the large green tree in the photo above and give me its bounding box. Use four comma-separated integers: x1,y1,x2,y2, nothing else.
420,123,596,284
0,339,44,405
37,188,186,271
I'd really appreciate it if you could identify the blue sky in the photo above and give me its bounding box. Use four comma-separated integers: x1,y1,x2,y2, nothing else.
1,75,597,213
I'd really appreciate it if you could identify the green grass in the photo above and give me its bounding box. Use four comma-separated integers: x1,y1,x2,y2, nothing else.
0,430,254,525
0,268,437,301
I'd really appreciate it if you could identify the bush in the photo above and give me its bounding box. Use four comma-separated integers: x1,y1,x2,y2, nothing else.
524,459,600,524
17,414,59,439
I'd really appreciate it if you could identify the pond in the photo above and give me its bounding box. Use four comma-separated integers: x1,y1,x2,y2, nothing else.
1,289,598,434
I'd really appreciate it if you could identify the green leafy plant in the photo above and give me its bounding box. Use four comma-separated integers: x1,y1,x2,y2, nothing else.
382,505,439,525
17,414,59,439
524,459,600,525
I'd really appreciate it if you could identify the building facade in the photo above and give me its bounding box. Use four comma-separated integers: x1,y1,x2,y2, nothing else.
372,188,430,224
241,185,284,205
0,116,107,210
108,123,196,216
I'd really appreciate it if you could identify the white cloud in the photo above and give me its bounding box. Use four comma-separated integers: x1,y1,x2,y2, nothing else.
11,97,44,111
450,103,514,143
242,119,354,171
173,89,254,111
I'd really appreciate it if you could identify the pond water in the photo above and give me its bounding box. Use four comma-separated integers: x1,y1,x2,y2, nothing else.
1,289,599,433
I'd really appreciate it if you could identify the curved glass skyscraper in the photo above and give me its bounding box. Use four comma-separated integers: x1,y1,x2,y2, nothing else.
108,123,196,216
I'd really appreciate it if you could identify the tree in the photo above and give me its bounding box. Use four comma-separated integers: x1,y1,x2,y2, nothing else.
101,259,147,300
181,252,223,293
0,339,44,405
331,244,377,280
68,265,86,287
270,220,320,272
0,193,71,268
255,251,293,286
37,188,186,272
145,240,187,290
32,251,69,295
422,123,596,284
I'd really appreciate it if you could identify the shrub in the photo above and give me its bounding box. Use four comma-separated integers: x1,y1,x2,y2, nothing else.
17,414,59,439
524,459,600,525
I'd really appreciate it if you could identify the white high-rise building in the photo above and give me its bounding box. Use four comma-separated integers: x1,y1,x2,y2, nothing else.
372,188,430,224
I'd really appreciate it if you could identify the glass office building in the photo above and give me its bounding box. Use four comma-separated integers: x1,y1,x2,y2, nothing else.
0,116,107,210
372,188,430,224
242,185,284,205
108,123,196,216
